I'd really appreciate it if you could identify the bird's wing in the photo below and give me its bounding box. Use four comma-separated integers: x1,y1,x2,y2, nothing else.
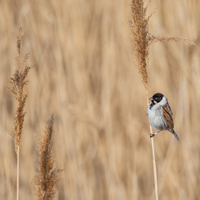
162,104,174,129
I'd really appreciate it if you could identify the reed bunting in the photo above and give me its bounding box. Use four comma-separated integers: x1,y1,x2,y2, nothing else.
147,93,180,141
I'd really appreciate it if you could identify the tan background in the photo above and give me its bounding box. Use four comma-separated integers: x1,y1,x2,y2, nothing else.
0,0,200,199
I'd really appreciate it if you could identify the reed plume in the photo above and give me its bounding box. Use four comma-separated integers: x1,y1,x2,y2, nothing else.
10,27,32,151
34,115,60,200
9,26,32,200
130,0,150,91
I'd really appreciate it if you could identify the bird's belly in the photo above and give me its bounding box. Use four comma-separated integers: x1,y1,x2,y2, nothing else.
148,109,168,130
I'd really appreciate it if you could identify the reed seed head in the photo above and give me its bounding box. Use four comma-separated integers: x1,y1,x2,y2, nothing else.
129,0,190,92
34,115,60,200
130,0,151,91
9,26,32,152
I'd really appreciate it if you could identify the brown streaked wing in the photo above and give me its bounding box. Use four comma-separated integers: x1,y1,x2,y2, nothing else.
163,104,174,129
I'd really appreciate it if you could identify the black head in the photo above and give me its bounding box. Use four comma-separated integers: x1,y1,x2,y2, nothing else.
150,93,164,103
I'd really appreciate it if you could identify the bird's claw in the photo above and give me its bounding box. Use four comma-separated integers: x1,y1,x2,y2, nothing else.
150,134,155,138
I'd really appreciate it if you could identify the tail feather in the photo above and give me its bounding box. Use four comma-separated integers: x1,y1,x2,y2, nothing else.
172,131,180,142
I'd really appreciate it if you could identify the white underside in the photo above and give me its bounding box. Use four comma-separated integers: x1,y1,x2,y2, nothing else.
147,104,168,131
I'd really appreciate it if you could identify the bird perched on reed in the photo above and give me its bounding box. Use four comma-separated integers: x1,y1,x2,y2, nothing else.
147,93,180,142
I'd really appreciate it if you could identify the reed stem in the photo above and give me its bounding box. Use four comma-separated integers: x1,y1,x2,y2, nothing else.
150,135,158,200
146,93,158,200
17,146,19,200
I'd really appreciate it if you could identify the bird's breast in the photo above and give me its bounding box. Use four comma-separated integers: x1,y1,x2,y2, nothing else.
147,105,168,130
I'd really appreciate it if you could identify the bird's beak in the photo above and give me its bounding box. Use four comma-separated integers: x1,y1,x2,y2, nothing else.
149,97,153,101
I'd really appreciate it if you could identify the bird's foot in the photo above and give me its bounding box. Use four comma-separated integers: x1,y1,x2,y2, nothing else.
150,132,158,138
150,134,155,138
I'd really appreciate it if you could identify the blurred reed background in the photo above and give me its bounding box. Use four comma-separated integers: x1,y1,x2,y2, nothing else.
0,0,200,199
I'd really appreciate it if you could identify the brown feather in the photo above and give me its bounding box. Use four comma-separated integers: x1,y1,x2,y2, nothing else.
163,104,174,129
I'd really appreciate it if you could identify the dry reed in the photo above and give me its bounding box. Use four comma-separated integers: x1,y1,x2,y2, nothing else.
130,0,193,199
129,0,159,199
34,115,60,200
10,27,32,151
9,26,32,200
129,0,188,91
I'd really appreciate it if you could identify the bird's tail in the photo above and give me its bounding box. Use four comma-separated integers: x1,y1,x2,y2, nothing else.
172,130,180,142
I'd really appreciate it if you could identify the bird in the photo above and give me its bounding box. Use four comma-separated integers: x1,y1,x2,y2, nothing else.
147,93,180,142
